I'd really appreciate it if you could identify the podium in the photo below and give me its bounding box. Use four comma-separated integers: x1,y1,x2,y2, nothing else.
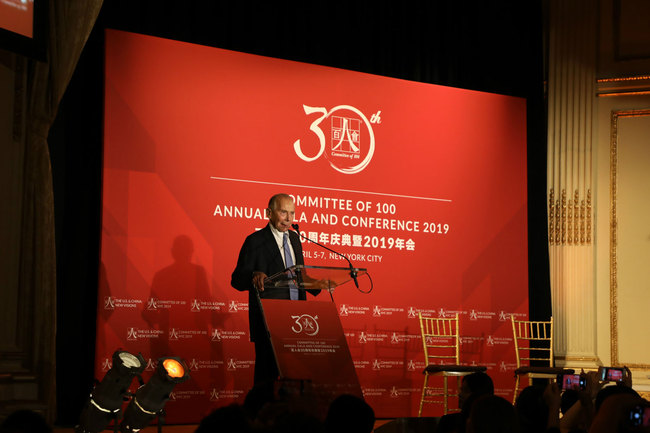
259,265,367,411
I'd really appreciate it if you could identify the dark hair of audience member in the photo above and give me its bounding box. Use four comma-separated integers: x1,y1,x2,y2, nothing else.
0,410,51,433
324,394,375,433
594,384,640,414
589,393,650,433
514,385,549,433
466,395,520,433
463,372,495,397
270,410,325,433
195,403,251,433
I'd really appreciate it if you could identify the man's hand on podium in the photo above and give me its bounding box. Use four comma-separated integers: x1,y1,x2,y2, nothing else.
252,271,268,292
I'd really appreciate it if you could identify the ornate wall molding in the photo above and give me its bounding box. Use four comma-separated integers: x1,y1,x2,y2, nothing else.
609,108,650,369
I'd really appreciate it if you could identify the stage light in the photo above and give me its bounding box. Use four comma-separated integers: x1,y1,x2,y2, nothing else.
120,356,190,433
76,350,146,433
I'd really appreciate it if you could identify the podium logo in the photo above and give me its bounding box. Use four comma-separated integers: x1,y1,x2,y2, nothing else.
293,104,377,174
291,314,319,336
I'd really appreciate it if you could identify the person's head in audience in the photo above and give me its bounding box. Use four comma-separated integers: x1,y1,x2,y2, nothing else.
195,404,251,433
460,372,495,409
325,394,375,433
0,410,51,433
589,393,650,433
514,385,549,433
594,384,640,414
466,395,519,433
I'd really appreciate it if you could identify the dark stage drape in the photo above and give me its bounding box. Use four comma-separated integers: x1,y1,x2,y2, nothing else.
49,0,550,424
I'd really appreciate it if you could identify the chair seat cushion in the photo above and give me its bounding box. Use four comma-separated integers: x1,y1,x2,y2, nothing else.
424,364,487,374
514,367,575,375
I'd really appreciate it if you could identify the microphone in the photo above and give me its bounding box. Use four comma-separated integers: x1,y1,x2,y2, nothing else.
291,223,359,288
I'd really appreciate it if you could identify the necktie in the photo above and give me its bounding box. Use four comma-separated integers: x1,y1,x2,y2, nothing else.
283,232,299,300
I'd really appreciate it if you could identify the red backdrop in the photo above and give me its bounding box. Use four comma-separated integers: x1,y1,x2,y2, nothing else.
97,29,529,422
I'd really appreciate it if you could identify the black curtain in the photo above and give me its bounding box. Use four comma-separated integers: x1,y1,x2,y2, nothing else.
50,0,549,425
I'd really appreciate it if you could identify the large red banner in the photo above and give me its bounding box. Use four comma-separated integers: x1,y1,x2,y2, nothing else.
97,29,528,422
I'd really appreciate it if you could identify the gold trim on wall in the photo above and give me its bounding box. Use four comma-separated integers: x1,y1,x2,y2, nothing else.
609,109,650,369
548,188,592,246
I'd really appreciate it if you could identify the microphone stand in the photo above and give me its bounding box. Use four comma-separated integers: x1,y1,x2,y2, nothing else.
291,223,360,289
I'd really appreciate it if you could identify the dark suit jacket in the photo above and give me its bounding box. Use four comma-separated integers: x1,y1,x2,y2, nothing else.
231,224,306,342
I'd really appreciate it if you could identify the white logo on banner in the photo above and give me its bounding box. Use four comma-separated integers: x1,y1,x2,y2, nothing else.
372,306,382,317
191,299,201,312
291,314,319,336
190,359,200,371
358,332,368,343
486,335,495,346
372,359,381,370
407,360,416,371
339,304,349,316
229,301,238,312
390,386,399,397
211,329,222,342
227,359,237,371
499,361,507,372
438,308,446,318
146,298,158,311
104,296,115,310
169,328,179,340
470,309,478,321
391,333,399,344
407,307,417,319
101,358,112,371
127,328,138,341
146,358,157,371
210,389,220,401
293,104,377,174
168,392,176,401
499,311,509,321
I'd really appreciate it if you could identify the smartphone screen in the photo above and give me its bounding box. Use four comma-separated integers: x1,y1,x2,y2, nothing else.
559,374,584,391
606,368,624,382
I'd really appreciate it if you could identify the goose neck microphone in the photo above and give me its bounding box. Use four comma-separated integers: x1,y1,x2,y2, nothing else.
291,223,359,288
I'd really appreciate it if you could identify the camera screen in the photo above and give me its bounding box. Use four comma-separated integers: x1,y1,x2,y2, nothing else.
561,374,583,390
606,368,624,381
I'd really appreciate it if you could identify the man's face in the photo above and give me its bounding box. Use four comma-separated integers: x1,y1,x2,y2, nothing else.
267,197,295,232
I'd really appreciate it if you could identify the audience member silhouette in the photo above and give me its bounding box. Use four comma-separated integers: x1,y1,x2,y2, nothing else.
324,394,375,433
195,404,251,433
436,371,495,433
466,395,520,433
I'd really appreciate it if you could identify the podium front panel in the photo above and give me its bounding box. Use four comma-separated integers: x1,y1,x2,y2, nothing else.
261,299,362,399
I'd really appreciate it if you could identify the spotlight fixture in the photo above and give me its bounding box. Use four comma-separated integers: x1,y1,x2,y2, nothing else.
120,357,190,433
76,350,146,433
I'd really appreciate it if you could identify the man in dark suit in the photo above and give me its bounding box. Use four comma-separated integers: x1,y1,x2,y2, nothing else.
231,193,316,384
